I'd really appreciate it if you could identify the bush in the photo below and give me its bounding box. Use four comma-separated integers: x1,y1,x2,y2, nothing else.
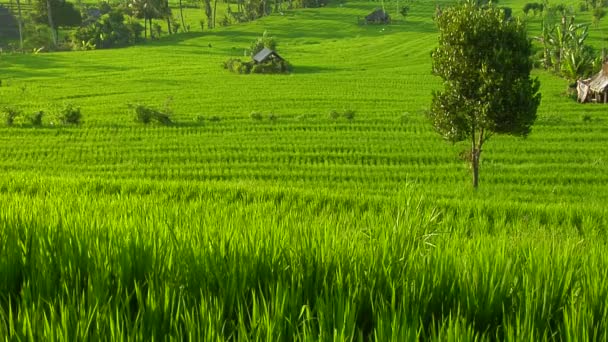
224,58,253,74
249,31,276,57
224,58,289,74
194,115,205,124
131,104,172,125
58,104,82,125
71,9,143,50
523,2,544,15
343,109,356,121
3,107,20,126
29,111,44,126
329,109,356,120
400,6,410,18
209,116,221,122
250,111,263,120
268,113,277,121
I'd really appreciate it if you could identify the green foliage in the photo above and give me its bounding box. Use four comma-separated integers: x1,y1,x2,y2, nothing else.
399,5,410,18
2,107,20,126
250,111,263,120
523,2,544,15
131,104,172,125
22,20,55,50
58,103,82,124
329,109,356,120
223,58,252,74
593,6,606,26
430,1,541,187
343,109,355,120
224,58,289,74
249,31,276,57
33,0,82,28
538,16,596,81
72,9,143,50
28,111,44,126
0,6,19,41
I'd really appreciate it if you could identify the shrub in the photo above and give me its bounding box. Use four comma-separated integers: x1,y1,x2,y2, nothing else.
58,104,82,125
329,110,340,120
209,116,221,122
343,109,356,121
3,107,20,126
29,111,44,126
194,115,205,124
131,104,172,125
71,9,143,50
249,31,276,57
250,111,263,120
268,113,277,121
400,6,410,18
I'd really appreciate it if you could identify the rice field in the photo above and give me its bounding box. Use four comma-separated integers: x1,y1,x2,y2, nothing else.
1,0,608,339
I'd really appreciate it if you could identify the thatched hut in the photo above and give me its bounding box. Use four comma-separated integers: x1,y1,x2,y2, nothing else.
365,9,390,24
577,62,608,103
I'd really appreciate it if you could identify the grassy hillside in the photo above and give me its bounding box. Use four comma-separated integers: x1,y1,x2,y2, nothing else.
1,0,608,339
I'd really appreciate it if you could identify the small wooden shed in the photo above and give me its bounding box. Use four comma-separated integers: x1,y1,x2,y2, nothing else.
365,9,390,24
577,62,608,103
252,48,284,64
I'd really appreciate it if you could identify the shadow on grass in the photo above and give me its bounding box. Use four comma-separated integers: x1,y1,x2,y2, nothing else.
291,65,347,74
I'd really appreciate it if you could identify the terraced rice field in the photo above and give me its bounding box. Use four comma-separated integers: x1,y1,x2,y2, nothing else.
1,0,608,339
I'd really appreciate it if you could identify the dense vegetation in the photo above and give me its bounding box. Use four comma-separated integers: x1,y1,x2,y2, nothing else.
1,0,608,339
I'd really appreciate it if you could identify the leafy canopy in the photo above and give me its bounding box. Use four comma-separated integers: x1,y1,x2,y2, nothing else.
429,1,541,143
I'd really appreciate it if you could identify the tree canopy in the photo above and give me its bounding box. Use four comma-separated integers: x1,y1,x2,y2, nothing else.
429,1,541,188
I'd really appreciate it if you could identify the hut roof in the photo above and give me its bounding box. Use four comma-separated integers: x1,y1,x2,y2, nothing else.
588,63,608,93
252,48,283,63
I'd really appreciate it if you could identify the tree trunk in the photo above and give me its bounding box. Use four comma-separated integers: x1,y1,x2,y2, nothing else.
213,0,218,28
203,0,212,28
167,17,172,34
16,0,24,51
472,147,480,189
471,128,484,189
46,0,57,46
179,0,186,32
144,15,147,39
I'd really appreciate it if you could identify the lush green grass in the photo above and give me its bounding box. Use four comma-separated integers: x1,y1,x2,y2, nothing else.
1,0,608,339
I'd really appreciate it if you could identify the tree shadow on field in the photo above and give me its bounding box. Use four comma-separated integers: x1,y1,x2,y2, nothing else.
291,65,348,74
0,53,129,79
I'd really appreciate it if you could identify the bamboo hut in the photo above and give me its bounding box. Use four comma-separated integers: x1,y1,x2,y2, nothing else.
577,62,608,103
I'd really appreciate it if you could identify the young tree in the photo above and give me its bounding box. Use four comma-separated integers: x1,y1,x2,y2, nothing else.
429,1,541,188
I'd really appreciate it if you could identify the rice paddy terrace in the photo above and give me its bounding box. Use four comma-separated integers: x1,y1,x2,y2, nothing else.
1,0,608,339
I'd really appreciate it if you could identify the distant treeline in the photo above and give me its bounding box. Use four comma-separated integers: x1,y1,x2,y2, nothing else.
0,0,329,52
